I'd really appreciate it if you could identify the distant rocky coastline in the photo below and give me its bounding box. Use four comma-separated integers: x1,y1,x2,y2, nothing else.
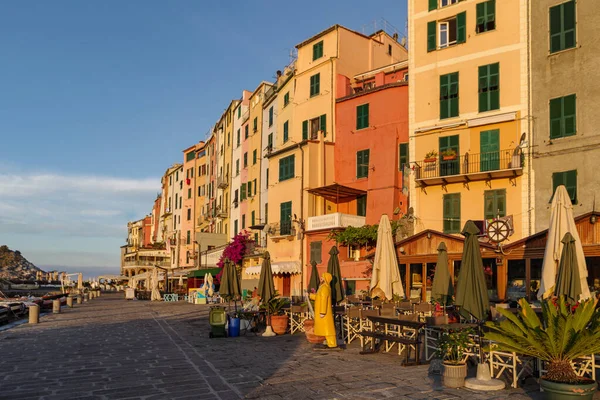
0,245,44,281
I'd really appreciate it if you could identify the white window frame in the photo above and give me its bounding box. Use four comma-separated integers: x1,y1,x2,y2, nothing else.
440,0,458,7
439,22,449,48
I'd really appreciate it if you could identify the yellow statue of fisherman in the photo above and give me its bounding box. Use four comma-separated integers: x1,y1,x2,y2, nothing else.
310,272,337,348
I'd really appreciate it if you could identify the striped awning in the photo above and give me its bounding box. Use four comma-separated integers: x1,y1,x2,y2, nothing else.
245,261,301,276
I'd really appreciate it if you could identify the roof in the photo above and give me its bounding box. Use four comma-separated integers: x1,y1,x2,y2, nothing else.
295,24,375,49
395,229,497,250
307,183,367,203
187,268,221,278
337,81,407,103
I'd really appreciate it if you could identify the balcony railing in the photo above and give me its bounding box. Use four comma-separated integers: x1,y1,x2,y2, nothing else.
306,213,366,232
217,174,229,189
123,260,170,267
415,148,523,187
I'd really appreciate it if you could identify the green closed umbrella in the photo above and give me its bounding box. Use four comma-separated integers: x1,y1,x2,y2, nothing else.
431,242,453,307
258,252,275,304
327,246,345,305
220,260,241,303
455,221,489,322
554,232,582,305
308,260,320,293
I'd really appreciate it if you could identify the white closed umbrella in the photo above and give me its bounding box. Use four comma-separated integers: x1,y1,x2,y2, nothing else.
77,273,83,290
151,268,162,301
178,275,184,287
538,185,590,301
370,214,405,300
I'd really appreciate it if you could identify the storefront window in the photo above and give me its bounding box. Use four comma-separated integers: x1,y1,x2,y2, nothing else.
425,262,436,302
345,280,356,295
482,258,498,301
410,263,423,300
507,260,526,301
453,260,461,290
530,259,543,301
586,257,600,297
398,264,406,298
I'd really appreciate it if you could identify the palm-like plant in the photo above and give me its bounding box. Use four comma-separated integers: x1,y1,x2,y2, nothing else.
485,297,600,383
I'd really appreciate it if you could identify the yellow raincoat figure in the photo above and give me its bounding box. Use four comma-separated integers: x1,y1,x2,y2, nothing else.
310,272,337,348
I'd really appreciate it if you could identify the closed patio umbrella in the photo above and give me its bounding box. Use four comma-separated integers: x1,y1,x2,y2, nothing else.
431,242,453,307
370,214,405,301
178,275,184,288
538,185,590,301
258,252,276,337
77,273,83,290
150,268,162,301
220,260,241,302
554,232,582,305
308,260,320,293
327,246,345,305
206,273,214,297
455,220,489,322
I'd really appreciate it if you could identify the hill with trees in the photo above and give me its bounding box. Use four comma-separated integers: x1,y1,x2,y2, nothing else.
0,245,44,280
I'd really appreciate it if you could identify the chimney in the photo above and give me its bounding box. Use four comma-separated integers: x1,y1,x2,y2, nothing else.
276,70,282,78
392,33,399,41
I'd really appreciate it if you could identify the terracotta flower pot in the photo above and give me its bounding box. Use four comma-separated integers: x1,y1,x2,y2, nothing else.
442,363,467,388
270,315,289,335
303,319,325,344
424,157,437,163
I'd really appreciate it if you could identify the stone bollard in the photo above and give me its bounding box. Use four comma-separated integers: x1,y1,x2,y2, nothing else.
66,296,74,308
83,293,88,302
76,295,82,304
52,299,61,314
29,304,40,324
97,289,101,297
89,291,94,300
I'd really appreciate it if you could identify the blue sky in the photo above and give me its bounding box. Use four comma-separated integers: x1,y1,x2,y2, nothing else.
0,1,407,277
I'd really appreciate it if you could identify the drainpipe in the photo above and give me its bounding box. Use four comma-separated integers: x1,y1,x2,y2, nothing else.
298,143,305,292
526,0,533,236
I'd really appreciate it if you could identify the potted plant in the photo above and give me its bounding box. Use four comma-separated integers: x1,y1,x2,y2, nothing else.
485,297,600,399
437,327,474,388
261,296,290,335
441,148,457,161
424,150,438,163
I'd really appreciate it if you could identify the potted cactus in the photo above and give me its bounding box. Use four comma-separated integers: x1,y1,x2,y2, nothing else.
485,297,600,399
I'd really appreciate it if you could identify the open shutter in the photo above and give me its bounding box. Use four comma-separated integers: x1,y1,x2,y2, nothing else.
427,21,437,52
429,0,437,11
457,12,466,43
320,114,326,135
566,170,577,203
450,73,459,117
563,94,576,136
550,98,562,139
440,74,448,119
302,120,308,140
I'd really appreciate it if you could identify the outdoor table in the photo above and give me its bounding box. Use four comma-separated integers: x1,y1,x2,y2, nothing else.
238,310,266,336
360,315,425,365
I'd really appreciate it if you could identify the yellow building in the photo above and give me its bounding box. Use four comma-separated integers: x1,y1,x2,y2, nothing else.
408,0,532,243
215,100,239,238
266,25,407,297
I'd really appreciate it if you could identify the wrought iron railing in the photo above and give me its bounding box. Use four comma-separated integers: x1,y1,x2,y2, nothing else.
415,148,523,180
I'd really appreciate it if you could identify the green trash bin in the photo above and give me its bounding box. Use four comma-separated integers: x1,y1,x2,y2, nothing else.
209,306,227,338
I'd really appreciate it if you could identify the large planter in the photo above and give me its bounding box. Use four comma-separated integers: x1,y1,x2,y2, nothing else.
303,319,325,344
540,378,598,400
442,363,467,388
271,315,289,335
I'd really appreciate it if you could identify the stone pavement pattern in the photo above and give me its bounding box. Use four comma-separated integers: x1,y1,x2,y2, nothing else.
0,293,590,399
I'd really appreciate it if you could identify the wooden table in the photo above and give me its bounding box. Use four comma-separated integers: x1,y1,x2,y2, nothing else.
360,316,426,365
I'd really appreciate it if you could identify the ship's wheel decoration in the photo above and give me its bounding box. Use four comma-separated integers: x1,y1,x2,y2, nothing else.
486,219,510,243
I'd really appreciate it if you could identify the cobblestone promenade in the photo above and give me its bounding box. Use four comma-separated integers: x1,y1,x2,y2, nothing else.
0,293,580,399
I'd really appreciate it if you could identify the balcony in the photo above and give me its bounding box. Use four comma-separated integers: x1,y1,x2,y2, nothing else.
415,148,523,187
306,213,366,232
269,221,296,241
217,174,229,189
216,207,228,218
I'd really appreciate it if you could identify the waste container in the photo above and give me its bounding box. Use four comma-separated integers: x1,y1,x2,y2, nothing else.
208,306,227,338
228,316,240,337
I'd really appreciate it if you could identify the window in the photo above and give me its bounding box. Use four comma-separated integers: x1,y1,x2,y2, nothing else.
284,92,290,107
303,115,326,140
245,125,249,139
429,12,466,51
268,107,273,127
357,195,367,217
187,208,191,221
247,181,252,197
188,188,192,199
279,155,295,181
186,151,195,162
310,73,320,97
240,183,246,200
439,18,457,48
552,170,577,204
479,63,499,112
310,241,322,264
267,133,273,152
237,129,240,146
251,211,256,226
197,186,201,196
234,219,238,234
443,193,461,233
253,149,257,165
476,0,496,33
440,72,459,119
235,159,240,175
356,104,369,130
550,94,576,139
265,203,268,224
313,41,324,61
440,0,458,7
356,150,370,178
484,189,506,220
243,152,248,167
253,117,258,132
253,178,257,195
234,189,239,202
227,132,230,146
388,44,392,56
280,201,292,235
550,1,576,53
266,168,269,185
283,121,289,143
439,135,459,176
237,107,241,118
480,129,500,172
175,193,178,209
186,230,191,245
399,143,409,171
242,214,246,229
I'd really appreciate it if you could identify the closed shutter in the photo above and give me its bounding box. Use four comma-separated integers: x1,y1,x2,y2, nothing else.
302,120,308,140
310,241,322,264
563,94,577,136
457,12,466,43
480,129,500,171
429,0,437,11
399,143,409,170
427,21,437,52
443,194,461,233
320,114,326,135
280,201,292,235
553,170,577,204
240,183,247,200
484,189,506,220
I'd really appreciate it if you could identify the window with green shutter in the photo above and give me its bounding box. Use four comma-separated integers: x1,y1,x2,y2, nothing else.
439,135,459,176
268,133,273,149
484,189,506,220
427,21,437,52
253,117,257,132
237,107,241,119
188,188,191,199
243,152,248,167
283,121,289,142
284,92,290,107
247,181,252,197
456,12,466,43
313,41,324,61
356,150,370,178
269,107,273,127
480,129,500,172
253,178,257,195
429,0,437,11
443,193,461,233
399,143,409,171
234,219,238,234
235,159,239,175
319,114,326,136
479,63,500,112
280,201,292,235
310,73,320,97
476,0,496,33
245,125,249,139
242,214,246,229
357,195,367,217
279,155,295,181
187,230,191,245
265,203,268,224
550,94,576,139
552,170,577,204
251,211,255,226
253,149,257,165
440,72,459,119
356,104,369,130
240,183,247,200
310,241,322,264
237,129,240,146
302,120,308,140
186,151,195,162
550,1,576,54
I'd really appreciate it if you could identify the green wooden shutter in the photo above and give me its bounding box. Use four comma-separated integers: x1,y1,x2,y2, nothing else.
247,181,252,197
443,194,461,234
457,12,466,43
399,143,409,170
480,129,500,172
302,120,308,140
254,178,257,195
240,183,247,200
429,0,437,11
449,73,459,117
283,121,289,142
563,94,576,136
320,114,326,136
280,201,292,235
565,170,577,203
439,135,459,176
253,149,257,164
251,211,255,226
440,74,449,119
427,21,437,52
310,241,322,264
357,195,367,217
550,97,562,139
484,190,506,219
